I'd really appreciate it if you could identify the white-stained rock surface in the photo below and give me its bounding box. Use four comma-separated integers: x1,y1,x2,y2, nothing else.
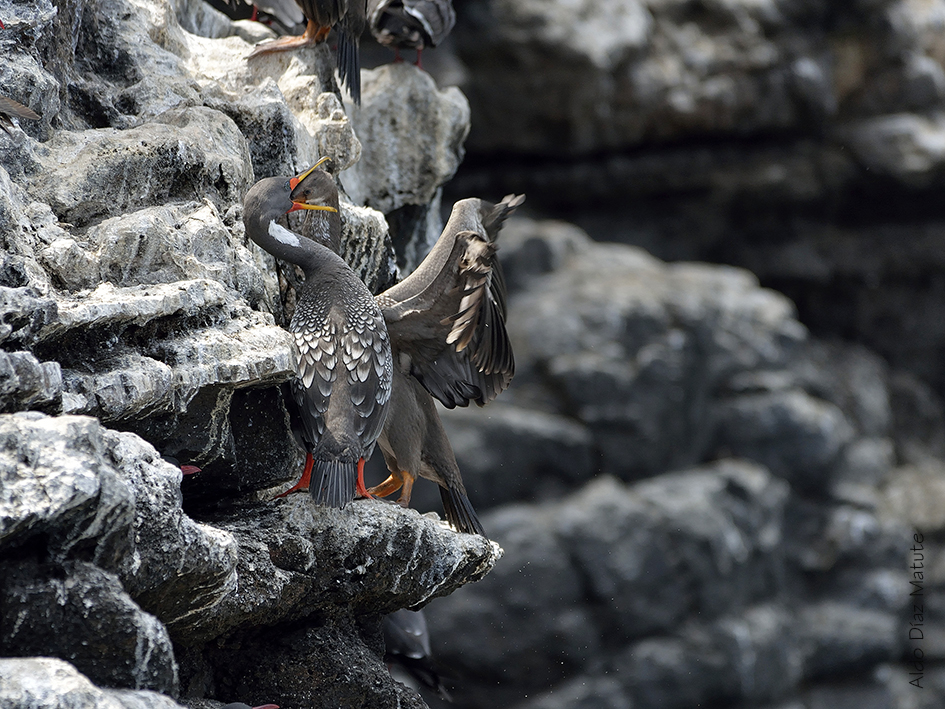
0,658,187,709
0,0,489,707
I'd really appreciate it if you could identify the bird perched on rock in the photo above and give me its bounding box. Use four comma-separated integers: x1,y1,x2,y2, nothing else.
369,194,522,536
384,608,451,701
281,161,521,535
249,0,367,104
0,96,39,136
243,157,392,507
368,0,454,67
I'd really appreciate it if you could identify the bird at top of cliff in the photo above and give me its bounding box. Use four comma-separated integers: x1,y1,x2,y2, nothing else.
368,0,455,68
366,192,522,536
247,0,367,105
243,157,393,508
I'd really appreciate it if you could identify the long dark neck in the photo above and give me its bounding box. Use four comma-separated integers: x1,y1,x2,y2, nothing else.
300,208,342,255
243,177,343,277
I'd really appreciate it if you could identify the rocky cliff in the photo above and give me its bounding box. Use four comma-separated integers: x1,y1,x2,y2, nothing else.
2,0,943,708
412,1,945,707
0,0,495,707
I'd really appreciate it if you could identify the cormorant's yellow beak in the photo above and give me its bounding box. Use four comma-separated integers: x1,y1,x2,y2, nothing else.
289,155,331,190
288,202,338,213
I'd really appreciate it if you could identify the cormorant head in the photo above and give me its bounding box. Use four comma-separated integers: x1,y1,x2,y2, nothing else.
288,156,339,214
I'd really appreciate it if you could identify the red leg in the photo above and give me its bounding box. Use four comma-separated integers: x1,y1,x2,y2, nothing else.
276,453,313,497
414,48,423,70
355,458,374,499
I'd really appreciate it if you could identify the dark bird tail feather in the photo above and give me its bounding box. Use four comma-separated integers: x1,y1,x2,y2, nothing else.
336,31,361,104
311,458,357,508
439,486,486,537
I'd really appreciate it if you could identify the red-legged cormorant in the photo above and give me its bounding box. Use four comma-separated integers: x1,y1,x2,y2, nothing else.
243,158,392,507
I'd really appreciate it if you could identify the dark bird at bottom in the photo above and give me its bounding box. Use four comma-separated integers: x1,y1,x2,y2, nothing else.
248,0,367,104
243,157,392,507
368,0,455,67
384,608,451,701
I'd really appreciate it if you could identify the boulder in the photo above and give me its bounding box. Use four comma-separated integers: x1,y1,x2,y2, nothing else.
426,460,791,707
0,560,178,695
0,410,501,707
0,658,186,709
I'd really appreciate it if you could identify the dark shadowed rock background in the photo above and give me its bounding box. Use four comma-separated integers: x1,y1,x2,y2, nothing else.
0,0,942,708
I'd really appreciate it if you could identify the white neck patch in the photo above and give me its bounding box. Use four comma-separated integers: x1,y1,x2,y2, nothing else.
269,219,300,247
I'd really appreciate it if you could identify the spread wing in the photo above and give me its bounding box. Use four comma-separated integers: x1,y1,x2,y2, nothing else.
377,194,523,408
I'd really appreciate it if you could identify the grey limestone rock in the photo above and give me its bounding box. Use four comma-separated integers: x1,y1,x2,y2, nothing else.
0,409,502,707
0,350,61,413
712,389,855,493
346,64,469,213
0,412,239,625
26,107,254,228
798,602,901,680
0,1,483,708
0,657,187,709
439,402,595,508
443,0,945,414
178,497,501,644
0,560,178,695
840,112,945,186
511,601,896,709
503,218,808,481
343,63,470,271
39,200,276,308
452,0,942,155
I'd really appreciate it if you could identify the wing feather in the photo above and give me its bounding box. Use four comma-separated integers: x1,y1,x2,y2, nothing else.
378,195,523,408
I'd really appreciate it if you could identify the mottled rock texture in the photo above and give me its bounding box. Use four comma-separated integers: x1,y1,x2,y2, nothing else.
413,218,919,709
0,0,485,707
